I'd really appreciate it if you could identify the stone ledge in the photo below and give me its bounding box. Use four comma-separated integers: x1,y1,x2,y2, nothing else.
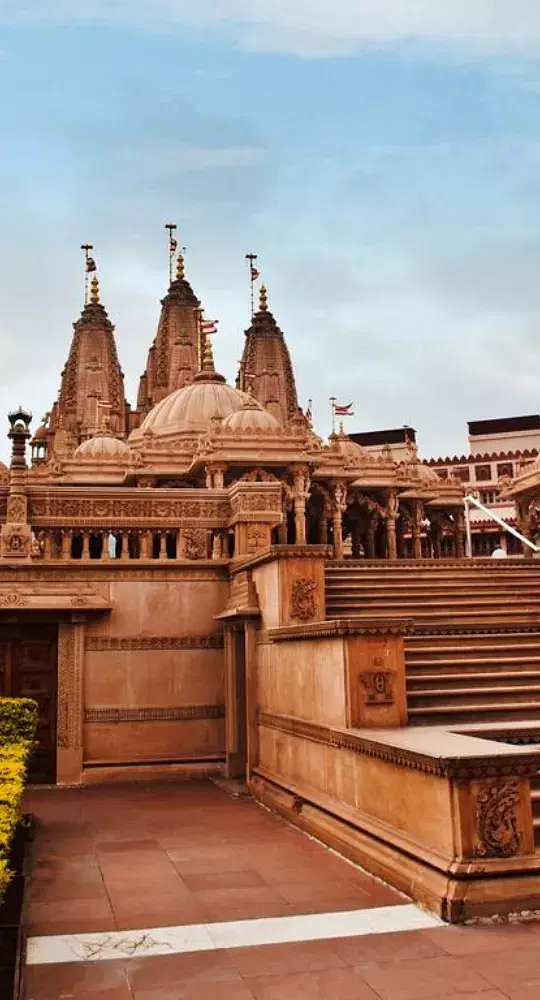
232,544,333,572
258,711,540,779
267,618,413,641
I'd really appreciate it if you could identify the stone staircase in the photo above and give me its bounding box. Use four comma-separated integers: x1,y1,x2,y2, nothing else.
325,560,540,727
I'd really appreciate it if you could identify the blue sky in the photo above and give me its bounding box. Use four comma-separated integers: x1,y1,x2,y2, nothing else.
2,3,540,460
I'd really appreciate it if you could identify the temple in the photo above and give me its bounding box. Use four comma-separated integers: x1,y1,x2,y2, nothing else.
2,240,540,925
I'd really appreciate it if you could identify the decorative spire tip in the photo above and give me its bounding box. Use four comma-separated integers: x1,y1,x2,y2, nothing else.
90,276,100,304
259,284,268,312
202,336,215,372
176,253,185,281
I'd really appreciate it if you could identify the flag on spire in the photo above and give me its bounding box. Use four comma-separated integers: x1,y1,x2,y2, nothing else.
201,318,219,335
334,401,355,417
86,256,97,273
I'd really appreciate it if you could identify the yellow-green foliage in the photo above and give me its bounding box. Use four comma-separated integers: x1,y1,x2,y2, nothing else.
0,698,37,905
0,697,38,744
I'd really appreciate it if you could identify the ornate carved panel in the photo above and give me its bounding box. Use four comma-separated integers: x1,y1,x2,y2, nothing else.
360,668,395,706
289,577,318,622
57,621,84,751
473,780,522,858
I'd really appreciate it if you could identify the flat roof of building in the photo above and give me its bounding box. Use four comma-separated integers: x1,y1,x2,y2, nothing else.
468,415,540,436
349,427,416,447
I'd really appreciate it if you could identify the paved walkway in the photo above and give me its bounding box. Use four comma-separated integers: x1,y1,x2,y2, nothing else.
23,781,540,999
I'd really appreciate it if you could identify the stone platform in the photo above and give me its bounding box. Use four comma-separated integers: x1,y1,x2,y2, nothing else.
23,781,540,999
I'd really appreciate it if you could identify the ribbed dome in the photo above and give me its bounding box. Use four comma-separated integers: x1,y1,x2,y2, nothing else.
74,434,131,460
136,379,251,438
223,400,279,434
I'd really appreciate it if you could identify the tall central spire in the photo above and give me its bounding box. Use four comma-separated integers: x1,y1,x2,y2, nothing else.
136,227,203,416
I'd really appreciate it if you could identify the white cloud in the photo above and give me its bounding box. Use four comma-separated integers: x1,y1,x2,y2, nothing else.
136,144,264,174
5,1,540,55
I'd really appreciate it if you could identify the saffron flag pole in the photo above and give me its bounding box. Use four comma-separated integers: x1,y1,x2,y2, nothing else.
165,222,178,284
245,253,259,319
80,244,96,305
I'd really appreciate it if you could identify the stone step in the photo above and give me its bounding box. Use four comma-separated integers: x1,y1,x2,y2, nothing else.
408,685,540,705
408,702,540,723
407,671,540,687
407,657,540,671
327,584,540,598
326,607,540,622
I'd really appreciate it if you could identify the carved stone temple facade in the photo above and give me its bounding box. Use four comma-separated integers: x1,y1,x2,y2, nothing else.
1,250,540,924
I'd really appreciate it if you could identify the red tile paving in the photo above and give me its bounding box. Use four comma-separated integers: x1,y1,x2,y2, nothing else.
23,780,540,1000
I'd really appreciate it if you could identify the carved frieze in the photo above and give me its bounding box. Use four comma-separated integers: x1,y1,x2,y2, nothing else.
57,623,83,750
474,780,522,858
85,704,225,723
28,494,229,526
86,634,223,650
290,577,318,622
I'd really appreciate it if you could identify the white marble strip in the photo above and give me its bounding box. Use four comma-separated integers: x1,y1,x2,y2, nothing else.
27,903,444,966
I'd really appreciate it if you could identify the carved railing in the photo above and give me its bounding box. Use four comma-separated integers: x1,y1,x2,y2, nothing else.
31,526,230,562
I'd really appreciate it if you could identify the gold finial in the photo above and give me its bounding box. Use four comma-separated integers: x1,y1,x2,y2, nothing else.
90,276,100,304
176,253,185,281
202,336,215,372
259,284,268,312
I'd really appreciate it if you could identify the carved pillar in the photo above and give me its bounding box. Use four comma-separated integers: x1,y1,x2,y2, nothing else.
81,531,90,560
119,532,129,561
293,468,310,546
365,514,378,560
101,533,110,561
212,532,223,560
159,532,167,560
454,509,465,559
140,530,151,559
1,407,33,560
61,529,72,560
43,531,53,560
214,465,226,490
351,520,363,559
411,501,423,560
385,491,398,560
205,467,213,489
331,481,347,559
56,617,85,785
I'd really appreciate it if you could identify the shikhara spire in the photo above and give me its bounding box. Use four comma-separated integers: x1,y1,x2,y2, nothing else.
47,253,129,458
136,229,202,414
237,282,299,426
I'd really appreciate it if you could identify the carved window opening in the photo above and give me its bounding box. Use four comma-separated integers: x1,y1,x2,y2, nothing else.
89,533,103,560
166,532,177,559
71,533,83,559
128,533,140,560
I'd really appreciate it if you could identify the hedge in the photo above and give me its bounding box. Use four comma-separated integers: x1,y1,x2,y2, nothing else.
0,698,38,903
0,698,38,745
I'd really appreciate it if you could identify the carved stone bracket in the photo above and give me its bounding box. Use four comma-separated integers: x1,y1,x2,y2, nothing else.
473,780,523,858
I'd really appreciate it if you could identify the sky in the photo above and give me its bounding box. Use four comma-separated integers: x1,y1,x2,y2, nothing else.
2,3,540,461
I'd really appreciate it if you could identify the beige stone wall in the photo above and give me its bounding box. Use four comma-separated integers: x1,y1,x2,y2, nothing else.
257,636,347,728
257,725,455,858
82,571,228,770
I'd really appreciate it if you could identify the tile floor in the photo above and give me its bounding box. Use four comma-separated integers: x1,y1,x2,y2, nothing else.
22,781,540,999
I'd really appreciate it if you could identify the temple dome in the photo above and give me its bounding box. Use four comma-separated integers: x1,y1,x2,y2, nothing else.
137,380,251,437
134,340,254,439
74,434,131,461
223,400,279,434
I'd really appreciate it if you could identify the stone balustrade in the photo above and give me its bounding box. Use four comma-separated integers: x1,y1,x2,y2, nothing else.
31,526,231,562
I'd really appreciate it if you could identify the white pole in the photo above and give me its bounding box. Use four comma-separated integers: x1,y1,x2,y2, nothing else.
465,494,540,553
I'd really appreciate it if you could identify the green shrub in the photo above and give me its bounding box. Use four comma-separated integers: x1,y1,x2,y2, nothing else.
0,697,38,744
0,698,37,905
